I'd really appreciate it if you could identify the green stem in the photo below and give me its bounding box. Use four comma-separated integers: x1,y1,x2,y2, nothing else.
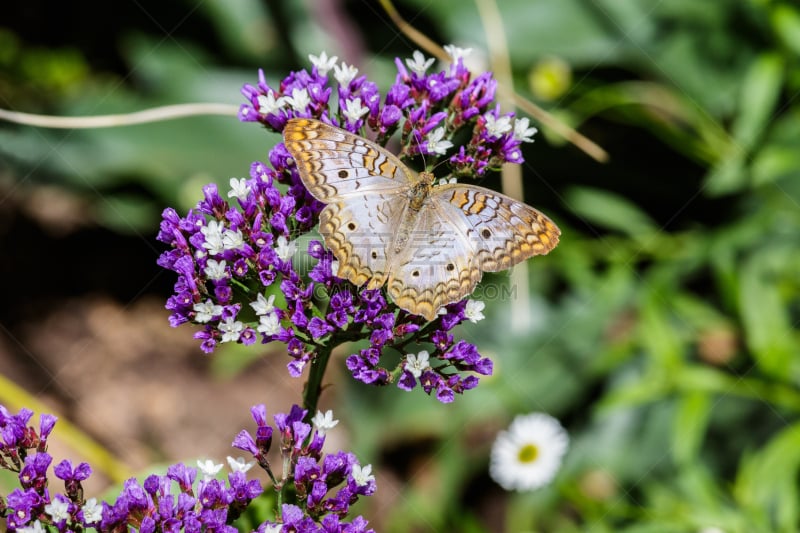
302,344,334,418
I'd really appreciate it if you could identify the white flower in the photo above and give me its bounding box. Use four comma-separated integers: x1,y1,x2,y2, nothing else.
227,456,255,473
513,117,538,143
218,318,245,343
464,299,485,323
275,235,298,261
405,350,431,378
309,51,338,76
426,127,453,155
81,498,103,523
351,463,375,486
201,220,225,256
311,409,339,435
490,412,569,491
333,62,359,86
261,525,282,533
342,97,370,122
444,44,473,62
228,177,251,200
405,50,435,75
257,312,281,335
44,498,70,522
285,88,311,112
204,258,228,281
197,459,224,480
222,228,245,251
331,260,340,277
484,113,513,138
193,299,224,323
257,91,287,116
250,293,276,316
17,521,46,533
438,177,457,185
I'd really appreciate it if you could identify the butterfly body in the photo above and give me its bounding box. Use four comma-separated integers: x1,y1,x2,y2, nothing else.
284,118,560,321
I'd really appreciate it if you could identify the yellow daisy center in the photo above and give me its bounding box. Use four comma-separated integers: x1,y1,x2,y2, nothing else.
518,443,539,463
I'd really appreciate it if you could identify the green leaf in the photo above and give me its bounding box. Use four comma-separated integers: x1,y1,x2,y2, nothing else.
771,4,800,56
671,391,711,465
564,186,659,236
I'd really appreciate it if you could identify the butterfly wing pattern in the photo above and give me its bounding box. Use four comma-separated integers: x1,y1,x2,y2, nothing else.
283,118,560,321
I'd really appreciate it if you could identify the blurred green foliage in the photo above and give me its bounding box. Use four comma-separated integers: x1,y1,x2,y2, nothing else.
2,0,800,532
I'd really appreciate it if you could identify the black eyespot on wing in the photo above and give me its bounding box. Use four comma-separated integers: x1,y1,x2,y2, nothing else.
412,270,420,278
338,170,348,179
481,228,491,239
347,222,357,231
371,250,378,259
446,263,455,271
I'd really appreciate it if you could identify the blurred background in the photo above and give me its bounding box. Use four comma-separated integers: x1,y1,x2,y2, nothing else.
1,1,799,531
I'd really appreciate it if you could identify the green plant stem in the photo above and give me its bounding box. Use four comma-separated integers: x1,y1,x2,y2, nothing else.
302,344,334,418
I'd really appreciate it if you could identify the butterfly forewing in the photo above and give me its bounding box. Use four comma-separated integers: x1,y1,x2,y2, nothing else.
284,118,414,201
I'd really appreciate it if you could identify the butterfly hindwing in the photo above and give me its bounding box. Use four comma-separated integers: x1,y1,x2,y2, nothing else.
284,118,413,202
433,184,560,272
319,193,405,289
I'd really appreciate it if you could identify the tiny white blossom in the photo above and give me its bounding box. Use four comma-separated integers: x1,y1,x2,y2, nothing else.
331,260,340,277
218,318,245,343
513,117,538,143
222,228,245,251
285,88,311,112
444,44,473,62
228,177,251,200
438,177,457,185
261,525,282,533
257,91,287,116
81,498,103,523
201,220,225,256
227,456,256,473
484,113,513,138
17,521,46,533
204,258,228,281
44,498,70,522
405,50,435,75
351,463,375,486
193,299,224,323
311,409,339,435
309,51,338,76
426,127,453,155
250,293,276,316
342,97,370,122
405,350,431,378
275,235,298,261
333,62,359,86
197,459,224,480
490,412,569,491
464,299,486,323
257,312,281,335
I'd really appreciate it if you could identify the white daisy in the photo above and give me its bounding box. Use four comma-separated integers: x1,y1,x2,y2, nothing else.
218,318,245,343
204,258,228,281
228,177,251,200
351,463,375,486
311,409,339,435
405,350,431,378
201,220,225,256
513,117,538,143
81,498,103,523
333,62,359,86
285,88,311,112
227,456,255,473
257,91,287,116
331,260,340,277
405,50,435,75
250,293,276,316
426,127,453,155
275,235,298,261
222,228,245,251
197,459,224,480
464,299,485,323
489,412,569,491
309,51,338,76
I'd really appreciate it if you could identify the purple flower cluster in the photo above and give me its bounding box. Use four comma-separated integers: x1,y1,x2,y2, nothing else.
158,48,530,402
234,405,376,532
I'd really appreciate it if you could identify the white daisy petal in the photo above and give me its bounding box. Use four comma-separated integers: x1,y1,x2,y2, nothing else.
311,409,339,435
309,51,338,76
489,412,569,491
405,350,431,378
465,300,485,323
